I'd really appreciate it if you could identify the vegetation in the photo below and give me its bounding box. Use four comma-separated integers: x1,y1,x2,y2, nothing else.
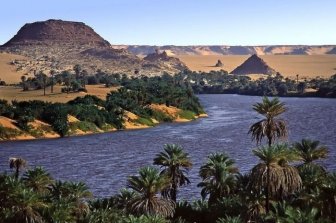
178,70,336,98
0,75,204,139
1,97,334,223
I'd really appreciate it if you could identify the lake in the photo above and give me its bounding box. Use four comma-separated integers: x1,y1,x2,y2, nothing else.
0,95,335,200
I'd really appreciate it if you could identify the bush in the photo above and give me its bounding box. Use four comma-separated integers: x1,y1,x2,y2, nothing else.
152,110,173,122
41,104,69,137
70,121,98,133
178,110,196,120
135,117,154,126
0,126,21,140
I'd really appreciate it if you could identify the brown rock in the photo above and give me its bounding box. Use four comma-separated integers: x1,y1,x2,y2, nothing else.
231,54,276,75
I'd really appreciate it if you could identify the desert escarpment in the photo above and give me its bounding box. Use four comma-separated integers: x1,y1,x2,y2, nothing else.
0,19,188,77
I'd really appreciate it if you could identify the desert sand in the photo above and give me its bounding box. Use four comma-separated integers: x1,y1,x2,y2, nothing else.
177,55,336,79
0,53,31,84
0,85,117,103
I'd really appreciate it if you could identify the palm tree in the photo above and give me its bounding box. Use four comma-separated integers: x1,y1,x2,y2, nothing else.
293,139,328,166
249,97,288,146
197,153,238,204
22,167,54,194
249,145,302,213
153,144,192,202
127,166,175,217
9,188,47,223
49,181,92,221
9,157,27,179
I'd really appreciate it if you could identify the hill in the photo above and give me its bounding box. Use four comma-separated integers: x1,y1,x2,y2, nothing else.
0,19,187,80
231,54,277,75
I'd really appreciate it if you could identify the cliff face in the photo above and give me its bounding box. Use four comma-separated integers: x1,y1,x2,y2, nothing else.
0,20,188,76
113,45,336,56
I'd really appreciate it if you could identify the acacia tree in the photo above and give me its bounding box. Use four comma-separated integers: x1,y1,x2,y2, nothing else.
249,97,288,146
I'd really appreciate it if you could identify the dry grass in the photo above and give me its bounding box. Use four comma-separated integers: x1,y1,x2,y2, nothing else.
177,55,336,79
0,84,117,103
0,52,31,84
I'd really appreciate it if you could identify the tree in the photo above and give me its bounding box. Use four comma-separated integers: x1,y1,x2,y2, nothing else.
73,64,82,80
293,139,328,166
50,70,56,93
198,153,238,205
81,69,88,90
249,145,302,213
21,75,28,91
127,166,175,217
153,144,192,202
22,167,54,194
36,71,48,96
9,157,27,179
248,97,288,146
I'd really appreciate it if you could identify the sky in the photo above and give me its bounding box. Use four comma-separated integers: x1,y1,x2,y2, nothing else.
0,0,335,46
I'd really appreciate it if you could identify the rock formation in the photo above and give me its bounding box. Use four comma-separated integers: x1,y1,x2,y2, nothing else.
215,59,223,67
230,54,276,75
0,19,188,76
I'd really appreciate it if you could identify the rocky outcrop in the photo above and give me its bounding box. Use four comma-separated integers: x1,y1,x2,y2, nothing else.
215,59,223,67
3,19,110,47
0,19,188,76
143,50,189,72
231,54,276,75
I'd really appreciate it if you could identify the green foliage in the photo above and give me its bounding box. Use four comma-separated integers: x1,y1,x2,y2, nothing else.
152,110,173,122
41,103,69,137
135,117,154,126
70,121,99,133
178,110,196,120
0,125,21,140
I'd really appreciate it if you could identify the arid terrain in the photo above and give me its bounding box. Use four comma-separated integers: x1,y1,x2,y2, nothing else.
177,55,336,79
0,53,29,84
0,84,116,103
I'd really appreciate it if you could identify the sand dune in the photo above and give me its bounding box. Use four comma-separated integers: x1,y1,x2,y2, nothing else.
0,53,31,84
177,55,336,79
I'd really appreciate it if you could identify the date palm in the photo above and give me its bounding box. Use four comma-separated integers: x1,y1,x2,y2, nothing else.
22,167,54,194
293,139,328,166
249,97,288,146
249,145,302,213
197,153,238,204
127,166,175,217
153,144,192,202
9,157,27,179
49,181,92,221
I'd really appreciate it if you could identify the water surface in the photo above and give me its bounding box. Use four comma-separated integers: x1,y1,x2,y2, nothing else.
0,95,335,199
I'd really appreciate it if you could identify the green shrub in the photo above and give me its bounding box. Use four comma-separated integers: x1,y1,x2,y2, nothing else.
0,126,22,140
178,110,196,120
70,121,98,133
135,117,154,126
152,110,173,122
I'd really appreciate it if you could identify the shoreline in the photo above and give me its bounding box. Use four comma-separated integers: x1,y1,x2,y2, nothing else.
0,113,208,143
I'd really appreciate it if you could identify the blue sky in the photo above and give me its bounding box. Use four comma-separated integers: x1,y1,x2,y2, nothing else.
1,0,335,45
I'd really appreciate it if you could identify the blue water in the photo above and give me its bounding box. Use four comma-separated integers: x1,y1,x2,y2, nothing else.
0,95,335,200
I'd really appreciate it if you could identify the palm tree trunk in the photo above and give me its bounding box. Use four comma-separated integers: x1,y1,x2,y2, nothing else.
172,183,177,202
15,167,19,179
266,165,270,213
51,75,54,93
